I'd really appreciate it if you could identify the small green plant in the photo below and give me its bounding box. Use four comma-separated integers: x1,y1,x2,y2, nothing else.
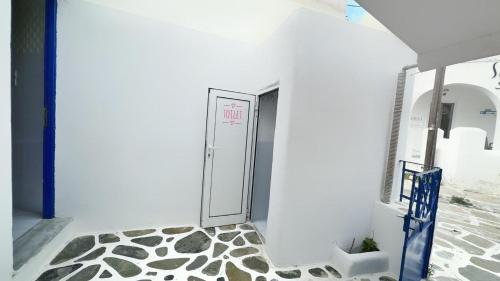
428,263,436,278
450,196,473,207
361,237,379,253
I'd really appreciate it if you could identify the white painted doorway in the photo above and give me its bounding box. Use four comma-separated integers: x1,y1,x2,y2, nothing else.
250,89,278,239
201,89,256,227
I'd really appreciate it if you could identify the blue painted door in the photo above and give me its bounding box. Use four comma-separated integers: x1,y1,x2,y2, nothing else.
400,168,442,281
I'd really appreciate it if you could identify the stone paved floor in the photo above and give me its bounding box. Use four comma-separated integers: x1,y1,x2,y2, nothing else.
36,223,397,281
426,181,500,281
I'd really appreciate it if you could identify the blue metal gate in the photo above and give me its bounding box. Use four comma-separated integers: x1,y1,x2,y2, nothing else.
399,162,442,281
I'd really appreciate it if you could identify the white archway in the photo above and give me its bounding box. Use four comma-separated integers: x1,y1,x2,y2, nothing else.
407,83,498,161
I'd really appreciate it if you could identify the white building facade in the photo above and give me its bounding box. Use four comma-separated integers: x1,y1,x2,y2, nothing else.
4,1,500,280
406,57,500,184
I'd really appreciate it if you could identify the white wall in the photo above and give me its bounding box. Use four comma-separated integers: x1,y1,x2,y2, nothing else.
403,58,500,186
11,0,45,214
55,0,268,232
408,58,500,153
1,0,14,278
81,0,346,44
371,202,405,276
263,11,416,266
436,127,500,184
56,1,416,268
408,84,497,161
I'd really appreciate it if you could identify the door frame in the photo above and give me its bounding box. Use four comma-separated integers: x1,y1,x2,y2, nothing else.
200,88,257,227
247,84,279,221
440,102,454,139
42,0,57,219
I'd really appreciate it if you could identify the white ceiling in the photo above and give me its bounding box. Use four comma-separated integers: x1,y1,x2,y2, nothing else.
356,0,500,71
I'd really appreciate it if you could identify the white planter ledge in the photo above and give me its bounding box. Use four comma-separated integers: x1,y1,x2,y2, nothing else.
331,244,389,277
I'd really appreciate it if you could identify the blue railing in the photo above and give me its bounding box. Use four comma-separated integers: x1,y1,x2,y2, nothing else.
399,160,425,202
398,160,443,280
399,166,442,281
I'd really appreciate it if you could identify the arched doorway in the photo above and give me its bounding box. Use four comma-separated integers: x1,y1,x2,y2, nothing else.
407,83,498,162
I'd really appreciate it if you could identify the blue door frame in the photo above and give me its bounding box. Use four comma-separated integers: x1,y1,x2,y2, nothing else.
42,0,57,219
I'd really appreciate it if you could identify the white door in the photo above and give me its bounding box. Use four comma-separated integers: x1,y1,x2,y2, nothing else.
201,89,256,227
